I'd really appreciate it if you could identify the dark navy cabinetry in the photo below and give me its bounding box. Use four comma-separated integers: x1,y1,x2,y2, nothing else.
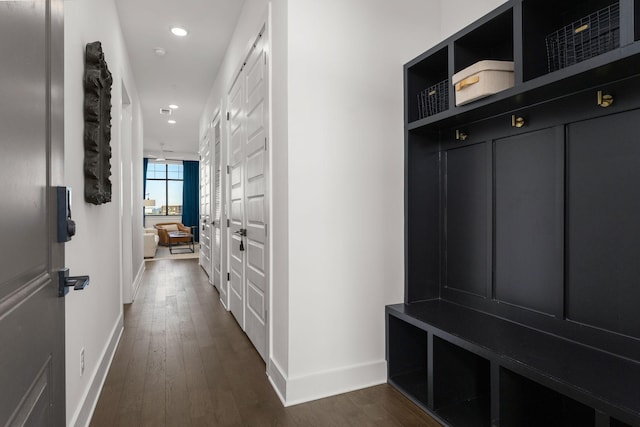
388,1,640,426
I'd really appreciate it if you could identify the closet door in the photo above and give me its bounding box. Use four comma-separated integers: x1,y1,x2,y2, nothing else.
224,30,269,360
242,33,268,361
199,130,212,278
227,73,245,328
212,117,224,298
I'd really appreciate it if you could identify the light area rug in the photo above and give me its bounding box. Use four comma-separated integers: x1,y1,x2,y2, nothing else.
146,244,200,261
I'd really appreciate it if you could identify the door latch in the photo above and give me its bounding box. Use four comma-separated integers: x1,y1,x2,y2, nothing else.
234,228,247,251
58,268,90,297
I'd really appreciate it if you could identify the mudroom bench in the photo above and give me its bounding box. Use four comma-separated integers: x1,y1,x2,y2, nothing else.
387,301,640,427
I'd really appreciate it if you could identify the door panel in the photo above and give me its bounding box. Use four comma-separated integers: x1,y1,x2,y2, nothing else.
444,143,491,298
242,34,268,360
224,30,269,360
0,1,65,424
567,110,640,339
213,119,223,298
227,73,244,326
495,128,564,316
199,131,212,278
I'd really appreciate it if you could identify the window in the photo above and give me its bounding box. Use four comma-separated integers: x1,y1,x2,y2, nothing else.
145,160,183,216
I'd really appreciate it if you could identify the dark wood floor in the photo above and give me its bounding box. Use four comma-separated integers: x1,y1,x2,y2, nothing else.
90,259,440,427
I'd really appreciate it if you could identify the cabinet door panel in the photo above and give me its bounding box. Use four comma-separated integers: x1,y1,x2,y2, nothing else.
495,128,564,315
406,139,441,303
445,143,491,298
567,110,640,339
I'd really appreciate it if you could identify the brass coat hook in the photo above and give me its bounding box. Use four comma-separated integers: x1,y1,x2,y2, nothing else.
511,115,525,128
597,90,613,107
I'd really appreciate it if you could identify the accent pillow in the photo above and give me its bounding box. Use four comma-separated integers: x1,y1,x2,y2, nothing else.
162,224,179,231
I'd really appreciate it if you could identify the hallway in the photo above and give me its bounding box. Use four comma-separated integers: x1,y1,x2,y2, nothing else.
89,259,439,426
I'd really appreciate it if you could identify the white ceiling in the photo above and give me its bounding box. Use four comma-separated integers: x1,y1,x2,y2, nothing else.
114,0,245,160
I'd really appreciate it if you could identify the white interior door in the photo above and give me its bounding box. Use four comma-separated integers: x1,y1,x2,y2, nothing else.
199,129,212,278
242,33,269,360
225,29,269,359
213,117,224,298
228,74,245,327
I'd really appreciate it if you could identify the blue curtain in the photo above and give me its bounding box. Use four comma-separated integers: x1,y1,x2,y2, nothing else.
182,160,200,241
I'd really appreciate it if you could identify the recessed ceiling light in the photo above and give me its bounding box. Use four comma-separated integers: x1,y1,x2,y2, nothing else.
169,104,179,109
171,27,188,37
168,119,177,124
153,47,166,56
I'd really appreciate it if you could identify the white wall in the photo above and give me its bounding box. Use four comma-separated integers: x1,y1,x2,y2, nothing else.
440,0,508,39
281,0,441,404
64,0,143,424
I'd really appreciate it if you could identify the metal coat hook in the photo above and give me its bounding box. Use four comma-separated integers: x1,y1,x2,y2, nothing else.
597,90,613,107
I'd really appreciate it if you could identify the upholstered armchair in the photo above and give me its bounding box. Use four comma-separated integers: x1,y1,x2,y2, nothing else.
143,228,159,258
153,222,191,246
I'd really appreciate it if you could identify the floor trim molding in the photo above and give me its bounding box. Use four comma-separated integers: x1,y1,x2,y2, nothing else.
69,312,124,427
269,359,388,407
131,261,145,303
267,358,288,405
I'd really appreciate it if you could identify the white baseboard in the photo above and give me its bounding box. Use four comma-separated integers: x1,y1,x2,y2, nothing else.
268,359,388,407
69,313,124,427
130,262,145,303
267,358,288,405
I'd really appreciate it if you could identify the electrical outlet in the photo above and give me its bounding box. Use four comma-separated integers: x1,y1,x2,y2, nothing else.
80,348,85,376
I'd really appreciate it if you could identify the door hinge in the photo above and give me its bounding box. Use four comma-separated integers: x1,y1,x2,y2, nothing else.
226,165,230,174
227,272,230,281
264,137,268,151
227,112,230,120
227,219,230,227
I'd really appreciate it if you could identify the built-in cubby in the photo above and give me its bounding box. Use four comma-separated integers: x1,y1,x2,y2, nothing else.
433,338,490,427
391,0,640,425
500,368,595,426
406,47,449,122
387,315,428,408
522,0,620,81
454,9,514,73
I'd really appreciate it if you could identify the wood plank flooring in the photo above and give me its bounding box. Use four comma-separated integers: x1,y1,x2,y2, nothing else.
90,259,440,427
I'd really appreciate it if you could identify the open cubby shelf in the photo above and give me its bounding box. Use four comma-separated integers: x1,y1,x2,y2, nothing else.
500,368,596,427
387,314,428,408
389,1,640,425
407,47,449,122
522,0,620,81
405,0,638,130
454,8,514,73
433,337,491,427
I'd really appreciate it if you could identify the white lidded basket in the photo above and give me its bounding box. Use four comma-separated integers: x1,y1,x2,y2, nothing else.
452,60,514,106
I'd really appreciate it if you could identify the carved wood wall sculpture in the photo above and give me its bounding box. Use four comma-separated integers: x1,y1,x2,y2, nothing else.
84,41,113,205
